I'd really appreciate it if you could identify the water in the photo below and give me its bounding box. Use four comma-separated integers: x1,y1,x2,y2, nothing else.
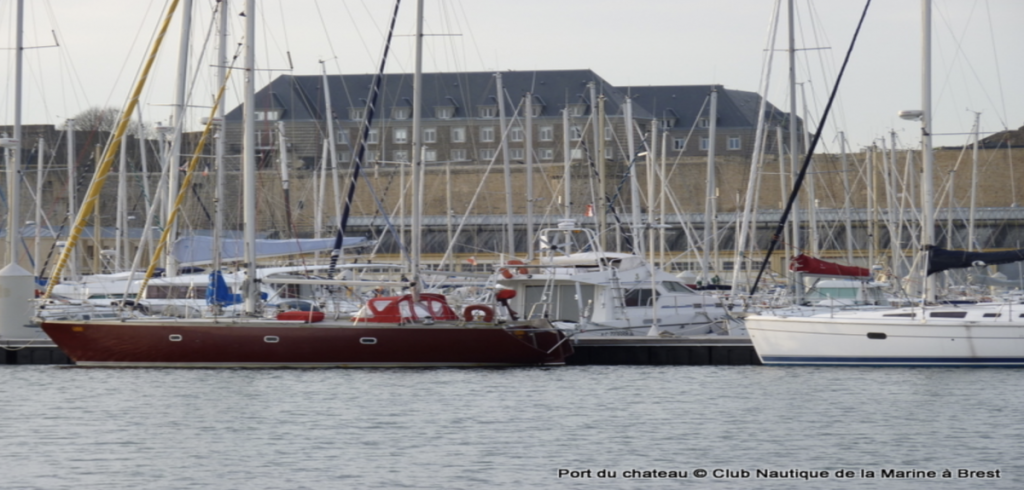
1,365,1021,489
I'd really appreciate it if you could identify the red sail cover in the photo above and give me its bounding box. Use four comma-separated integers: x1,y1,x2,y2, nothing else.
789,254,871,278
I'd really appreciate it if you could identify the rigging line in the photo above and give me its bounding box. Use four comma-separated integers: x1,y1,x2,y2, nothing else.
750,0,872,298
937,0,1008,131
982,0,1008,129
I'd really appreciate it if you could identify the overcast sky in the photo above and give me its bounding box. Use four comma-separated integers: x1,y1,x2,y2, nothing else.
2,0,1021,151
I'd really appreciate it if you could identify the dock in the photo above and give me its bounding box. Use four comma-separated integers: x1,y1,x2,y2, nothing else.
1,341,73,365
567,336,760,366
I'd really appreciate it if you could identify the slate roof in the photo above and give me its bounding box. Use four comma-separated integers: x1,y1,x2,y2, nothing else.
619,84,791,129
226,69,652,123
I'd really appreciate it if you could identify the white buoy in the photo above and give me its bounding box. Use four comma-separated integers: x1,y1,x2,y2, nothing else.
0,262,39,341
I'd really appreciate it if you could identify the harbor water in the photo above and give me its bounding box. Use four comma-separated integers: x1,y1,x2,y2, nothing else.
1,365,1021,489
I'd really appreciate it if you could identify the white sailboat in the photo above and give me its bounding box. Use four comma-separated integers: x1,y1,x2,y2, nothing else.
745,0,1024,366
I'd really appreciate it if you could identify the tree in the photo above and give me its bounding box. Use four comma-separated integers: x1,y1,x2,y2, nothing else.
70,106,147,136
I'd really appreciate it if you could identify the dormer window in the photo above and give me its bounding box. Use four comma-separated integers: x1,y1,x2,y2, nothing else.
699,118,709,128
350,108,366,120
567,104,586,117
479,106,497,118
435,106,454,119
392,107,410,120
254,110,280,121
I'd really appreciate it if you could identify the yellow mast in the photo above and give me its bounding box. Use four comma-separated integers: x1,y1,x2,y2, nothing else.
134,72,232,300
43,0,181,299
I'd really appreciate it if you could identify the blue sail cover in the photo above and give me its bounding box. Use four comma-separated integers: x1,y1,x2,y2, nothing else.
173,236,371,266
206,270,242,306
926,245,1024,275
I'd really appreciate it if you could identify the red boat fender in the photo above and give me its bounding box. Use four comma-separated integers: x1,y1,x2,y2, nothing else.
276,310,325,323
498,259,529,279
463,304,495,323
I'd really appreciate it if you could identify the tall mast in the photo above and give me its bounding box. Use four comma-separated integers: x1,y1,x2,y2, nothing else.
787,0,801,262
497,72,514,257
839,132,854,263
626,96,641,255
167,0,192,277
921,0,936,302
7,0,24,266
242,0,258,313
410,0,425,295
701,88,718,285
321,64,343,237
969,112,980,251
66,119,77,279
562,104,571,220
525,93,535,260
34,138,43,276
213,0,228,274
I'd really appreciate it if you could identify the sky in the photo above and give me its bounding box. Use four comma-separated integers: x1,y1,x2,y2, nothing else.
2,0,1022,152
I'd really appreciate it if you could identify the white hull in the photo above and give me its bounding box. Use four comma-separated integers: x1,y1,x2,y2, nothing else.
746,306,1024,366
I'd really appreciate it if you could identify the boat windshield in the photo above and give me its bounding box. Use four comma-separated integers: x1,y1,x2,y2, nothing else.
660,281,695,293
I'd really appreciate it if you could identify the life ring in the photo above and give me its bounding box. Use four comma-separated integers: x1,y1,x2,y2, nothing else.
463,304,495,322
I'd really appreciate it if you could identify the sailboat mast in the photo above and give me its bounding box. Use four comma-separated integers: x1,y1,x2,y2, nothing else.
626,96,641,254
213,0,228,274
167,0,192,278
921,0,936,302
702,88,718,285
242,0,258,313
969,112,980,251
497,72,514,257
787,0,801,262
8,0,24,266
411,0,425,295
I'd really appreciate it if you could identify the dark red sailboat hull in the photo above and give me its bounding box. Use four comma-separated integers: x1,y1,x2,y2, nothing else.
40,320,572,367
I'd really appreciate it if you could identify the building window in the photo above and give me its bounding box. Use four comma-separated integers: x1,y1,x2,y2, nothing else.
539,126,554,141
424,149,437,162
350,108,365,120
479,106,497,118
393,127,408,144
423,127,437,143
570,126,583,141
436,107,453,119
338,150,351,162
366,150,379,162
509,148,524,160
539,148,554,160
394,150,409,162
700,136,709,151
727,136,741,150
393,107,410,120
604,147,615,160
337,129,349,145
568,105,586,116
531,105,543,117
510,126,524,142
571,148,583,160
451,127,466,143
255,110,280,121
699,118,709,128
367,129,379,145
480,126,495,142
605,126,614,140
674,138,686,150
451,149,468,161
479,149,495,160
256,129,275,149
